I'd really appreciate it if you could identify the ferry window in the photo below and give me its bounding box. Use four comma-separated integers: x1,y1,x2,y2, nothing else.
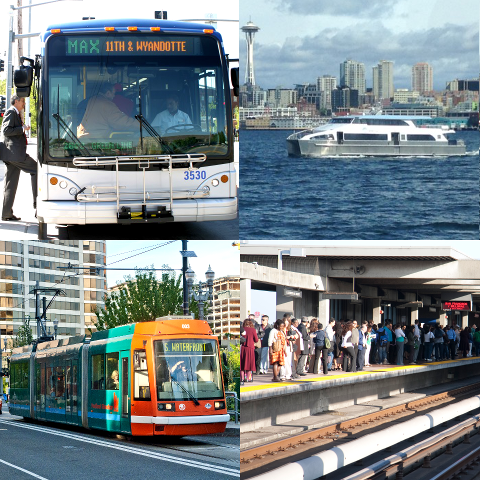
344,133,388,141
133,350,150,400
92,354,105,390
406,134,435,141
106,353,119,390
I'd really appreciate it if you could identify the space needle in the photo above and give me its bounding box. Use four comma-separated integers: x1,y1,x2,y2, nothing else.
241,20,260,86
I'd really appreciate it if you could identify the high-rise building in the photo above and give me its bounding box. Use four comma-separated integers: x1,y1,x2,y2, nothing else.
340,60,366,95
0,240,106,357
412,63,433,93
241,20,260,86
373,60,394,100
317,75,337,111
210,276,240,337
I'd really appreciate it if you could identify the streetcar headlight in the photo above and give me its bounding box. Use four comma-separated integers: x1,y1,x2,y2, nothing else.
214,401,225,410
157,402,175,411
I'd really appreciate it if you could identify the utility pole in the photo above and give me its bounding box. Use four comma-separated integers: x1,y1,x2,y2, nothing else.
17,0,23,61
182,241,189,315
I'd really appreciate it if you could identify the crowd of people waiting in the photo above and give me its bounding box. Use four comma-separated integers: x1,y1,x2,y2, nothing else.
239,313,480,384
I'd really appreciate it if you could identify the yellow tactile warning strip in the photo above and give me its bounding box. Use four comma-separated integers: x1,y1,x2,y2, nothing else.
240,357,478,392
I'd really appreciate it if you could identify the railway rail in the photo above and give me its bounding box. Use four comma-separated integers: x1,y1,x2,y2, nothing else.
240,381,480,474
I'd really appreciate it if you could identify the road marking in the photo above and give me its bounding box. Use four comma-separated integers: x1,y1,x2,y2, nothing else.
0,419,239,477
0,459,50,479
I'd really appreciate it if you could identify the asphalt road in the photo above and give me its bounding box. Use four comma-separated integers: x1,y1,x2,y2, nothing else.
0,409,239,480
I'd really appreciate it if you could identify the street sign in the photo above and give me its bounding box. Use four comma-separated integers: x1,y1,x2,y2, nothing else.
283,287,302,298
321,293,359,301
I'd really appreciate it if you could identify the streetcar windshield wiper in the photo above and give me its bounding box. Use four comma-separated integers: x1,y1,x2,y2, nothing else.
171,378,200,406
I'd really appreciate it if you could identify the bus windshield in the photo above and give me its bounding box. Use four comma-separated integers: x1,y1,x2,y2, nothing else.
154,339,223,402
45,33,229,160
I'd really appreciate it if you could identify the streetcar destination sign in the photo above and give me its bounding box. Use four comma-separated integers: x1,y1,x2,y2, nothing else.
441,301,471,311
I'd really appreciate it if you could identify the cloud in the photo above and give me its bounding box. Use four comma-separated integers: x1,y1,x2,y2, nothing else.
270,0,397,17
241,21,479,90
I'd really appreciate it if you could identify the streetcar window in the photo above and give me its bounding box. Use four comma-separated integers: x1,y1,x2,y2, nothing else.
12,362,29,389
56,366,65,398
106,353,119,390
154,339,223,401
133,350,150,400
92,354,105,390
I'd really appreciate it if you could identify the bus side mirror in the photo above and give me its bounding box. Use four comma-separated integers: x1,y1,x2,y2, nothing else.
230,68,239,97
14,65,34,97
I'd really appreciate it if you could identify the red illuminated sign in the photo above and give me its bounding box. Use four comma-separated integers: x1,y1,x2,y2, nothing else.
442,301,471,311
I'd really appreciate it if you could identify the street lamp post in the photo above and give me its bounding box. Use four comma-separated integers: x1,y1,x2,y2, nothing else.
186,265,215,320
53,318,58,340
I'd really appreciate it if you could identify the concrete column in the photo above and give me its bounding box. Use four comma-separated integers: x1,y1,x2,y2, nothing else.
461,312,469,329
318,298,330,325
411,307,419,325
372,298,382,325
276,286,294,319
240,278,251,320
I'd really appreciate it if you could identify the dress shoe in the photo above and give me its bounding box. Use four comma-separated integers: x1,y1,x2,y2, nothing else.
2,215,21,221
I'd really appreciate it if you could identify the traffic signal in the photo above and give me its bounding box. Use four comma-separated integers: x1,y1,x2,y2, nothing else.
0,59,4,73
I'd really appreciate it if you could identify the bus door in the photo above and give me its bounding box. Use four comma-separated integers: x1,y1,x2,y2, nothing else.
120,351,130,432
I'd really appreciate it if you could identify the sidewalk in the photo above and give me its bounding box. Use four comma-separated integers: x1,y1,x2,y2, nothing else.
0,138,56,239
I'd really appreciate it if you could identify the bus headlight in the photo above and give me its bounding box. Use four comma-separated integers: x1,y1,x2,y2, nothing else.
69,187,78,196
211,179,219,187
214,401,225,410
157,403,176,411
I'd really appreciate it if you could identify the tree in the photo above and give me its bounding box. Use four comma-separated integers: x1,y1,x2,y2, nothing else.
93,266,209,331
12,318,33,348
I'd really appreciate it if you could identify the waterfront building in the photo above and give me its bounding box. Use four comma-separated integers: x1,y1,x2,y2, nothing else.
373,60,394,101
317,75,337,112
0,240,106,364
266,88,298,108
412,62,433,94
332,86,359,112
382,104,441,117
446,79,480,92
210,276,240,338
340,60,366,96
393,89,420,103
241,20,260,86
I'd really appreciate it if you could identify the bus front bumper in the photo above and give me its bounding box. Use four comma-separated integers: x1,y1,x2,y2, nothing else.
37,198,238,225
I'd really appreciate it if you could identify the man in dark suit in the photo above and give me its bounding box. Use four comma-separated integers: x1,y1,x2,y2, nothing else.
1,94,37,221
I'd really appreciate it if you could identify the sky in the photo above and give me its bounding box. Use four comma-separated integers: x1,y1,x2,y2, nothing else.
240,0,479,91
104,240,240,288
0,0,238,66
241,240,480,260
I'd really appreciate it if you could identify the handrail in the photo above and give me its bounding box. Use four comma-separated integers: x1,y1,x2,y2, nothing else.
225,391,239,424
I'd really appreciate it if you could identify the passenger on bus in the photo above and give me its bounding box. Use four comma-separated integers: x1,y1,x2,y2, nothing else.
113,83,135,117
77,82,138,140
151,93,192,135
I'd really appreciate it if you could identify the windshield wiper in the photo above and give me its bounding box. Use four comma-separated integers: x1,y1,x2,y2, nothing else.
52,113,92,156
171,378,200,406
135,114,174,154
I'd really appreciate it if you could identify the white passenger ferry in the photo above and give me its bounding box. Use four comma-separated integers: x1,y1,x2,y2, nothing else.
286,115,466,157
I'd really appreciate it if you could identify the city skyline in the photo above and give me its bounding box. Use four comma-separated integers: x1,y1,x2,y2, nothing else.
239,0,478,91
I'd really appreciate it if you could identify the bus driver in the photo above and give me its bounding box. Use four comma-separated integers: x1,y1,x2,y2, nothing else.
77,82,138,139
151,93,192,135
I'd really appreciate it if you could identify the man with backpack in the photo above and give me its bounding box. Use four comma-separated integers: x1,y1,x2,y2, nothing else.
376,325,389,364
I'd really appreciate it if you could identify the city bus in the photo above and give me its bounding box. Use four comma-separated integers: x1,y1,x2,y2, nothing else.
9,318,229,436
14,18,238,239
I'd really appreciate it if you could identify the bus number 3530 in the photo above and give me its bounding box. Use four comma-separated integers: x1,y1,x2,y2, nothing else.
184,170,207,181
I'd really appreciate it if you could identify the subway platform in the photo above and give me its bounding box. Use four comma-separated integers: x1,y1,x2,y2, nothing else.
240,355,480,435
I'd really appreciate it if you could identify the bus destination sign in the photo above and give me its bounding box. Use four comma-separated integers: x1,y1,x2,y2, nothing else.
66,36,194,56
442,301,471,311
